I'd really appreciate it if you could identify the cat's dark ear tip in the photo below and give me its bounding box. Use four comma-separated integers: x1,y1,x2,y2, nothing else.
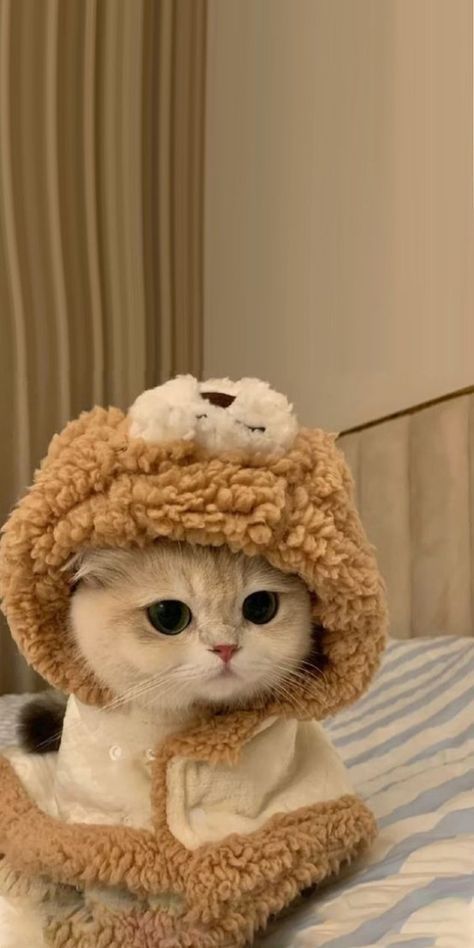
17,692,67,754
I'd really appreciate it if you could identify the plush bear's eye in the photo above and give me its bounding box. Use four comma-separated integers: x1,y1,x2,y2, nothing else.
242,591,279,625
146,600,192,635
201,391,235,408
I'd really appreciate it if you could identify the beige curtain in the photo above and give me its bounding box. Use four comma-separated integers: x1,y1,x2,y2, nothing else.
0,0,207,694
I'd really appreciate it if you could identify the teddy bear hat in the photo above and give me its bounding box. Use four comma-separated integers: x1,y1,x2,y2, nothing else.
0,376,387,716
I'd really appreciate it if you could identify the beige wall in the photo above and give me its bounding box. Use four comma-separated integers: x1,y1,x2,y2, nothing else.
204,0,474,431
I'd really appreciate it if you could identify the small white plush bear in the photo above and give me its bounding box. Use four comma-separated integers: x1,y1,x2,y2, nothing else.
128,375,298,456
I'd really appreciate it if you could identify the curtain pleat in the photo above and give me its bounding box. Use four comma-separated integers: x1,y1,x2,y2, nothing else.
0,0,207,694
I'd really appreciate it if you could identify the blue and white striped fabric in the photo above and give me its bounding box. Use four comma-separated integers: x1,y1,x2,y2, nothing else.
259,637,474,947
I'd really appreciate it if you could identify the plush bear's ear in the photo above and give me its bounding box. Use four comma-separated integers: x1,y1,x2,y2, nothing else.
128,375,202,443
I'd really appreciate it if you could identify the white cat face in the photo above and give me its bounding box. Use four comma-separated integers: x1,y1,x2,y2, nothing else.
128,376,298,456
69,542,313,714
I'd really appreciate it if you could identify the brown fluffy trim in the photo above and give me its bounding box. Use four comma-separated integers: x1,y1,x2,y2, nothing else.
0,748,375,929
0,408,387,717
46,802,375,947
45,797,372,948
0,754,183,896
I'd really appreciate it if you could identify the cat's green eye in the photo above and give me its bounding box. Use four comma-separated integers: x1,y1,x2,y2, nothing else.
146,600,192,635
242,591,279,625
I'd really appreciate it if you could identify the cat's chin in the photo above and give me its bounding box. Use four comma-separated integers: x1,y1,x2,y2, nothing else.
193,671,266,707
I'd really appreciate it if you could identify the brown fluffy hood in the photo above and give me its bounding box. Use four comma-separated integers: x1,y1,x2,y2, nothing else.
0,377,387,717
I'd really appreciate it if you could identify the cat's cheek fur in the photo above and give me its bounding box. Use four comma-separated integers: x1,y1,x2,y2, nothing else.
69,592,143,699
69,543,314,713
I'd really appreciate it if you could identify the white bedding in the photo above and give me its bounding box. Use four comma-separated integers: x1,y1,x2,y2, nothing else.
1,638,473,946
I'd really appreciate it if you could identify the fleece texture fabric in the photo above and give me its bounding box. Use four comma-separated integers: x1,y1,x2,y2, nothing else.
0,376,387,946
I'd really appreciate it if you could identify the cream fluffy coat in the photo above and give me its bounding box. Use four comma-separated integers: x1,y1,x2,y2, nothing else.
0,699,352,945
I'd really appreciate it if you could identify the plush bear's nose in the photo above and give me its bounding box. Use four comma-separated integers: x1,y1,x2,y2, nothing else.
201,391,235,409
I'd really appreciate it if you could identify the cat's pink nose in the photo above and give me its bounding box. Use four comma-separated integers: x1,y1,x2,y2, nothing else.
212,644,239,664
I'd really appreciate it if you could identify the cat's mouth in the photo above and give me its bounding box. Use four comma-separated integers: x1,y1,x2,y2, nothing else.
211,665,237,679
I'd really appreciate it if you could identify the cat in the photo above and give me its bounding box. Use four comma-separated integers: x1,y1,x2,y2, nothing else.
20,541,320,753
10,543,323,946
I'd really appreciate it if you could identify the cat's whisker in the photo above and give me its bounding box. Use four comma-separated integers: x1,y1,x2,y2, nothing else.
269,654,326,676
253,659,326,697
267,679,308,718
147,674,197,711
33,667,202,751
31,676,164,752
260,667,313,717
98,673,177,714
136,668,201,702
278,684,311,718
299,658,327,677
103,667,200,713
278,660,326,685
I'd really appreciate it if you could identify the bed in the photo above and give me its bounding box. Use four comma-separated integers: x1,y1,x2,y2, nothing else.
1,636,472,947
258,636,474,947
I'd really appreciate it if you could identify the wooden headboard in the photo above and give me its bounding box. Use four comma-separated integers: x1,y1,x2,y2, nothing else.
338,388,474,639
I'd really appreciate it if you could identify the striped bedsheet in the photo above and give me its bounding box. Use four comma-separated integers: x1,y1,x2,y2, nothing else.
259,636,474,947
